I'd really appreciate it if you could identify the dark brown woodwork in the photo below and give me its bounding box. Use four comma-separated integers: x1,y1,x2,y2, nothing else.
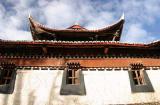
42,47,48,54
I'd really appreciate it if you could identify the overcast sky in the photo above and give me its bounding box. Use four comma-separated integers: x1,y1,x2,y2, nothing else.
0,0,160,43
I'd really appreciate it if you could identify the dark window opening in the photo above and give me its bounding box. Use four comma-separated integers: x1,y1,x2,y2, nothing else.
0,63,15,85
0,69,13,85
0,62,17,94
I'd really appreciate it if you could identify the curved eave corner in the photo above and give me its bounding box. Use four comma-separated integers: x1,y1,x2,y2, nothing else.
28,14,37,40
118,13,125,41
97,13,125,41
29,14,49,40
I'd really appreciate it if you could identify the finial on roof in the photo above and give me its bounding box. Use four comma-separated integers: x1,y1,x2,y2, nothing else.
120,12,125,20
74,22,79,25
28,12,33,19
28,12,31,18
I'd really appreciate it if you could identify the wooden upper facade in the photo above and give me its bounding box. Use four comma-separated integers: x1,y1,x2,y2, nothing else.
0,14,160,69
0,40,160,67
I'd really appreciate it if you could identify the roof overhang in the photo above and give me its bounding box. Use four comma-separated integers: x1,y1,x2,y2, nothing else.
0,40,160,49
29,14,125,41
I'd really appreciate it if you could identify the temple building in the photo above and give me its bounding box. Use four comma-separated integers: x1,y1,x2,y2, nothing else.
0,14,160,105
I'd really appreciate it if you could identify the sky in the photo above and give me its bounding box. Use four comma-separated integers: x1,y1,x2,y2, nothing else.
0,0,160,43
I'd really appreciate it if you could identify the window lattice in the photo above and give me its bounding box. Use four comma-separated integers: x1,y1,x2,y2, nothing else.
130,63,145,85
66,62,80,85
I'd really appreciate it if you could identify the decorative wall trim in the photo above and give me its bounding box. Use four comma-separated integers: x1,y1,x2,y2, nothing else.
16,66,160,71
1,55,160,59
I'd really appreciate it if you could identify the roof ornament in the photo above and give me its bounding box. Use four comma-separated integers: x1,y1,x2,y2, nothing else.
28,13,34,27
28,11,32,19
120,12,125,20
112,30,120,41
28,12,31,18
74,22,79,25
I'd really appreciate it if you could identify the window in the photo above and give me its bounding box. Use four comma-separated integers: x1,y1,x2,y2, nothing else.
66,63,80,84
60,62,86,95
131,70,145,85
0,62,17,94
128,63,154,92
0,67,13,85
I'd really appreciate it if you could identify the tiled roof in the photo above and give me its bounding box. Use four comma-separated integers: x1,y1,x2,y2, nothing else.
0,40,147,48
0,40,159,47
29,14,124,41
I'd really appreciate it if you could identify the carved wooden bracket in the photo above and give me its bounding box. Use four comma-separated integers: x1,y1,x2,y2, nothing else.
130,63,143,70
66,62,81,69
0,62,16,70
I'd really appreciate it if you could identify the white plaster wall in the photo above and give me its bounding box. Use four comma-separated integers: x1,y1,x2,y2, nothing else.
0,70,160,105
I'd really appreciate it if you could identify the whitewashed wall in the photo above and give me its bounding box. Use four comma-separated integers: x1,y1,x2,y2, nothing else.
0,69,160,105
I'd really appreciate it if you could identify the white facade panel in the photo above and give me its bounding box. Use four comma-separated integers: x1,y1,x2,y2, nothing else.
0,70,160,105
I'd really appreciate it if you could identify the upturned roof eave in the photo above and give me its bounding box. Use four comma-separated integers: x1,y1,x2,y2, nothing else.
29,16,124,33
29,14,125,40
